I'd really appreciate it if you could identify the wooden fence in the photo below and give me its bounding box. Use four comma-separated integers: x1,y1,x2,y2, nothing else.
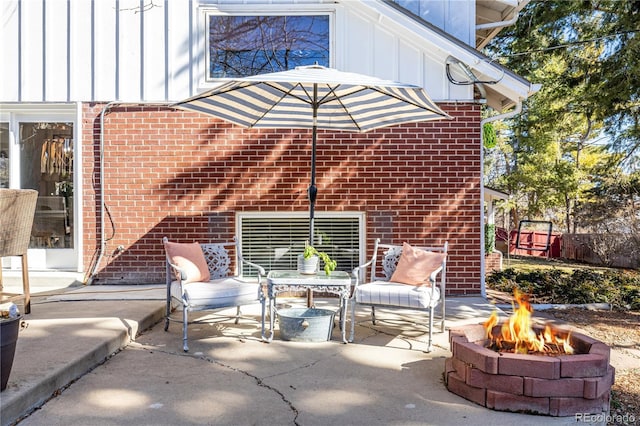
561,234,639,269
494,228,638,269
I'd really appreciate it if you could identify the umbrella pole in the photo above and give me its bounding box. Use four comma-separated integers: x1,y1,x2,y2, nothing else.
307,85,319,308
308,84,318,245
309,127,317,245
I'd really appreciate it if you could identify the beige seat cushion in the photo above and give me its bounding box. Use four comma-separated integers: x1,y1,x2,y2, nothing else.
171,278,260,308
355,280,441,308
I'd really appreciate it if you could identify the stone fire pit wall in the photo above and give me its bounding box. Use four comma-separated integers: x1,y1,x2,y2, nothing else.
445,324,615,417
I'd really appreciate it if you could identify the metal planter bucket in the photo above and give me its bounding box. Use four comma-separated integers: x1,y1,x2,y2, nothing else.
277,308,335,342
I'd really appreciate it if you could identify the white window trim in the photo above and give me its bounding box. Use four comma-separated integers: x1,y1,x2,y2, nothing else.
0,103,82,272
236,210,366,267
197,4,339,91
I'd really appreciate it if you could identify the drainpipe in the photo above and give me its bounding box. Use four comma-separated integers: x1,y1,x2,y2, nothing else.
476,0,529,31
85,101,171,285
479,102,522,297
476,1,529,49
475,14,519,31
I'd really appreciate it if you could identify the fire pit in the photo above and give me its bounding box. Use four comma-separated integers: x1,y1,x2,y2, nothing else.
445,291,614,417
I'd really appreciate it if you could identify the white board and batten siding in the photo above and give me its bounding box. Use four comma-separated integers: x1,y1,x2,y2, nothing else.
0,0,476,104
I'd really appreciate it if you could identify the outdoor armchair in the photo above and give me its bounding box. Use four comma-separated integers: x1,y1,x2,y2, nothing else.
350,239,448,352
162,237,266,352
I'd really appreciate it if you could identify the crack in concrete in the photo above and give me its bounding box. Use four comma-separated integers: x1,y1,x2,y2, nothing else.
355,322,449,352
130,342,300,426
261,351,341,380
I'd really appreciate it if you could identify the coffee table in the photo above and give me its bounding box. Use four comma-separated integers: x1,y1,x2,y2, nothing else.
262,270,352,343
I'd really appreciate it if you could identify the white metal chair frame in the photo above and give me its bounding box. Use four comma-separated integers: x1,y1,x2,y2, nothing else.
163,237,266,352
350,239,448,351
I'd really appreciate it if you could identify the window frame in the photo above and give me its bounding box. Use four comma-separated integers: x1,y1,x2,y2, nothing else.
0,104,80,271
236,211,366,276
201,5,336,84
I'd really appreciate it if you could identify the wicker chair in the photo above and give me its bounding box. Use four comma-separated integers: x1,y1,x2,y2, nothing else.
0,189,38,314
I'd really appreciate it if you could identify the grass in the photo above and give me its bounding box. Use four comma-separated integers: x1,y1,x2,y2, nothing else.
502,254,617,274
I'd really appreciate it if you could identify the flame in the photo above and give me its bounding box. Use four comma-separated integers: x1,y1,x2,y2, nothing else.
484,289,574,355
482,311,499,339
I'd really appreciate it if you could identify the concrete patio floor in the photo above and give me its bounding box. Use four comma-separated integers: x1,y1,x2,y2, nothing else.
0,276,609,425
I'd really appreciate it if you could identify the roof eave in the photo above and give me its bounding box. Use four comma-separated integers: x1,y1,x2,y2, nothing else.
372,0,536,111
484,186,510,201
476,0,531,49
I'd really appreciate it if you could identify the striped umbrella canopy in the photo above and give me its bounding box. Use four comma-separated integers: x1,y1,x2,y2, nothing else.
172,65,450,242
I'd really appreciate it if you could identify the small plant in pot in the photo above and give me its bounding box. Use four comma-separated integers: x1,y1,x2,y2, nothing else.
298,243,337,275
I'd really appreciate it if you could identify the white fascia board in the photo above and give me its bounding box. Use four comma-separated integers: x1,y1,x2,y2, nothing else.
0,102,77,115
358,1,536,104
484,187,509,201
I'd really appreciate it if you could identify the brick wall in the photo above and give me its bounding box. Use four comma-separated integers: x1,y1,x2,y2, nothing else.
82,102,482,294
485,251,503,275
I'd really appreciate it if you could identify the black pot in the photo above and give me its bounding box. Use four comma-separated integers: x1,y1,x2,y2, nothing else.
1,316,21,391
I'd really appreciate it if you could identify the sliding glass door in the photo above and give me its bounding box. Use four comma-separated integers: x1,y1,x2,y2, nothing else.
19,122,74,252
1,107,78,271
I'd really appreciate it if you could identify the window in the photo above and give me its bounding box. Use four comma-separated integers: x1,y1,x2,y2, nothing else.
208,14,330,79
237,212,363,277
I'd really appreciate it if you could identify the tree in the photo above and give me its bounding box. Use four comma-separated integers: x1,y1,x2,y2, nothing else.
574,172,640,265
483,0,639,232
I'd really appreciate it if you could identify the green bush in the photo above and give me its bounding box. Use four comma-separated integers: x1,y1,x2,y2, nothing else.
485,223,496,254
486,268,521,293
486,267,640,311
483,122,497,148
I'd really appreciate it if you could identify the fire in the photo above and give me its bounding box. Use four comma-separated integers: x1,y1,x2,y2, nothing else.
483,289,574,355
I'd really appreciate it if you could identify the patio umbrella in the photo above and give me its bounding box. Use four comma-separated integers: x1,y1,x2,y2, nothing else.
172,64,450,243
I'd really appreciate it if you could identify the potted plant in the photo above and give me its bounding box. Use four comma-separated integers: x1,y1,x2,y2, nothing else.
297,243,337,276
1,302,21,391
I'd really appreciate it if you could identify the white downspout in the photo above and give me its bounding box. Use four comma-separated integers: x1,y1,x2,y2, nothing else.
479,102,522,297
84,101,121,285
476,0,529,30
85,101,171,285
476,14,519,31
